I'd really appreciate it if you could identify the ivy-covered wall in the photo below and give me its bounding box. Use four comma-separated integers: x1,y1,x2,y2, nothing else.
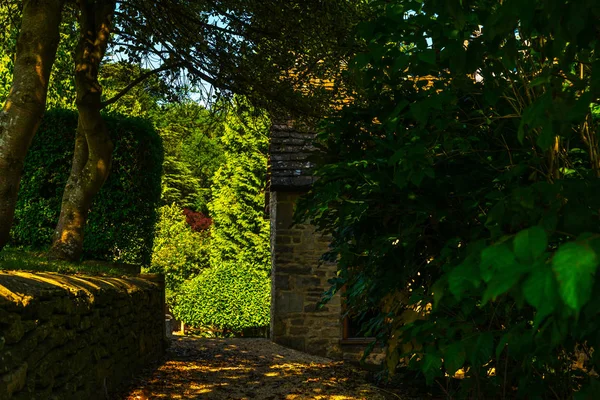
0,271,165,399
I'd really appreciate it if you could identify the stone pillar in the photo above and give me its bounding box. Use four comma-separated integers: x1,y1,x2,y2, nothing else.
270,191,342,359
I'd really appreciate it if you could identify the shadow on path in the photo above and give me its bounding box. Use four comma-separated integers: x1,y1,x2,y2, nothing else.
121,337,401,399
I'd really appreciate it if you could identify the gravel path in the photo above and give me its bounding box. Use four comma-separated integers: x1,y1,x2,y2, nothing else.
122,336,401,400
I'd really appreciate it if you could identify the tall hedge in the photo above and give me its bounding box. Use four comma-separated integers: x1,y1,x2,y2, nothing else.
11,109,163,265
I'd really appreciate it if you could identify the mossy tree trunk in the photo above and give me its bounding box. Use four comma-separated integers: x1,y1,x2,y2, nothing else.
0,0,65,250
50,0,116,261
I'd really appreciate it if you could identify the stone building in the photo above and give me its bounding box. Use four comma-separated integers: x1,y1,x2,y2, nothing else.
268,121,381,363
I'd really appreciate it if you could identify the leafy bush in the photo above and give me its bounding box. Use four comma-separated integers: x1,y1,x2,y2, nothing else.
298,0,600,398
173,264,270,333
11,109,162,265
147,204,210,303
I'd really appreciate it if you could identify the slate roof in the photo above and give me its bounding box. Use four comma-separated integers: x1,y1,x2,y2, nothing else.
268,122,318,191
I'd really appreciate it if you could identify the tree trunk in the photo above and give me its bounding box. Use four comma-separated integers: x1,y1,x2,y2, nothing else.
0,0,64,250
50,0,116,261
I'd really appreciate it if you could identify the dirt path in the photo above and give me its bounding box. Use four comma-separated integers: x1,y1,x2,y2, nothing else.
122,336,403,400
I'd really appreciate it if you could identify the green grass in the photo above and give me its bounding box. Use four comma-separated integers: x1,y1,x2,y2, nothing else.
0,248,126,276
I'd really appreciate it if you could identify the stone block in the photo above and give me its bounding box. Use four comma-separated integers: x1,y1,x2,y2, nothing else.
4,318,25,345
276,235,292,245
278,264,313,275
289,132,316,140
271,128,291,138
275,229,296,236
275,202,295,227
276,245,295,254
36,300,57,321
277,336,306,352
271,320,284,339
0,362,28,398
295,276,321,288
275,292,304,314
304,303,327,313
289,326,310,335
306,289,327,297
274,275,290,291
271,153,292,161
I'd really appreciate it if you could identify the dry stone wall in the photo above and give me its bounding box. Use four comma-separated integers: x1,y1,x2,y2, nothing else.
0,271,165,400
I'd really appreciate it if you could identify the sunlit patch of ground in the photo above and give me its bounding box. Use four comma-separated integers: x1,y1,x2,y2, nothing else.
122,337,403,399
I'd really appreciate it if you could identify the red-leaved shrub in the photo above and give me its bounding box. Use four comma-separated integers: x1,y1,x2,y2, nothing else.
182,208,213,232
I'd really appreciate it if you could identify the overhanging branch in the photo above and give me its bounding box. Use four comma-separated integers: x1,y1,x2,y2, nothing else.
100,62,183,109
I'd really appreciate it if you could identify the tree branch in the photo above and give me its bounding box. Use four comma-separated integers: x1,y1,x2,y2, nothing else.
100,62,182,109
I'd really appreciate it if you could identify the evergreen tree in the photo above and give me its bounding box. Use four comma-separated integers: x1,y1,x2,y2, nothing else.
209,98,270,272
156,102,225,212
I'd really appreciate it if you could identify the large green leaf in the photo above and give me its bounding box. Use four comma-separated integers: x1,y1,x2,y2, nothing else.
552,242,598,311
443,342,466,376
523,264,558,323
514,226,547,262
469,332,494,367
448,259,480,299
482,267,522,304
422,352,442,384
480,244,517,282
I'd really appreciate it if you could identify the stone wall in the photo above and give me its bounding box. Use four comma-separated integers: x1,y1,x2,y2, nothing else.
268,122,384,364
0,271,165,399
270,191,343,359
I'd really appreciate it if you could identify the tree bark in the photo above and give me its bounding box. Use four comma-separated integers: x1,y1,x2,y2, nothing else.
0,0,65,250
50,0,116,260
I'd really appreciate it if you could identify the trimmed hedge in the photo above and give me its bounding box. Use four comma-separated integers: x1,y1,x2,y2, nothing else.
173,264,270,333
11,109,163,265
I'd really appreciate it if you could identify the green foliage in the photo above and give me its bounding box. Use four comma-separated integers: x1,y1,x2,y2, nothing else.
552,242,597,311
112,0,365,117
100,61,174,118
11,109,162,265
297,0,600,397
0,3,78,109
174,98,271,332
173,264,270,333
146,204,210,304
0,3,18,98
156,102,225,212
0,248,125,276
209,98,271,272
